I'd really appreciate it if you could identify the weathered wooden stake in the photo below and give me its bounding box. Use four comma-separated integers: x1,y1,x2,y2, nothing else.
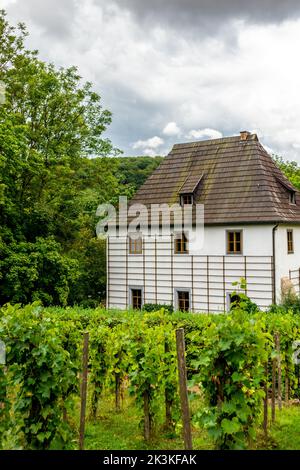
285,375,289,404
115,373,121,412
263,361,268,438
79,331,89,450
275,333,282,411
0,366,7,414
63,405,68,422
176,328,193,450
143,390,151,441
271,354,276,423
164,341,173,430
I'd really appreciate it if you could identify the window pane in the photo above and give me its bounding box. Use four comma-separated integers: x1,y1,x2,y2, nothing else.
175,233,188,254
181,194,193,205
129,236,142,254
132,289,142,309
287,230,294,253
227,231,242,254
178,291,190,311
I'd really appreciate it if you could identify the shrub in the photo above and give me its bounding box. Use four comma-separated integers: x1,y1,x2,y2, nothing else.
143,303,174,314
190,309,270,449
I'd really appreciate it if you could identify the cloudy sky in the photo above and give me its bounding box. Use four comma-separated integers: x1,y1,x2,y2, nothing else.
3,0,300,160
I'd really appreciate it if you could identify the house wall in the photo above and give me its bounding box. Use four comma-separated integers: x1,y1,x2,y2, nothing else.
189,225,273,256
107,224,277,313
275,224,300,302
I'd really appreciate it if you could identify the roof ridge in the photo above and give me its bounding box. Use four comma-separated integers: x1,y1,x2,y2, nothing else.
172,133,258,149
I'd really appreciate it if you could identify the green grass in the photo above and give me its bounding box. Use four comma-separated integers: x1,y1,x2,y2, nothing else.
83,393,213,450
256,405,300,450
69,389,300,450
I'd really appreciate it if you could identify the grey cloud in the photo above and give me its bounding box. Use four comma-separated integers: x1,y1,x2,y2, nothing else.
114,0,300,28
4,0,300,161
6,0,76,38
12,0,300,42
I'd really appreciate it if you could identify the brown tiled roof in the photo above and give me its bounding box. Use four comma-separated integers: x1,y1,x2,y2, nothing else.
129,133,300,225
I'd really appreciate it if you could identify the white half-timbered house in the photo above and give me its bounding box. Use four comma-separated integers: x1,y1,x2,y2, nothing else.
107,132,300,312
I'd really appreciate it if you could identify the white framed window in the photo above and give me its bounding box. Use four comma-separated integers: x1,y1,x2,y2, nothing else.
175,288,191,312
226,230,243,255
129,287,143,309
174,232,189,254
287,229,294,254
128,234,143,254
180,193,193,206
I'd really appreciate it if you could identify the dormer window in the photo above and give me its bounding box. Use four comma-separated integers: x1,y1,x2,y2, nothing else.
275,175,296,205
179,173,203,207
290,191,296,205
180,193,193,206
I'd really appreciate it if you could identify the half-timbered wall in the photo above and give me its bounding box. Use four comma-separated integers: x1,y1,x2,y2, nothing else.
107,225,276,312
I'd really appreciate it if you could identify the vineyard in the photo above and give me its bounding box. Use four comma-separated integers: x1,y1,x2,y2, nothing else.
0,302,300,450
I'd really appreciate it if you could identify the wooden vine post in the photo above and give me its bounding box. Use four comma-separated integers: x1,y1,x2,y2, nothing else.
165,340,173,430
271,351,276,423
275,333,282,411
115,372,121,412
143,390,151,442
285,349,289,405
263,361,268,438
79,331,89,450
176,328,193,450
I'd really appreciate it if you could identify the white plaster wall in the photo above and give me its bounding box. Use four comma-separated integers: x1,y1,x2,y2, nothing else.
189,224,273,256
275,225,300,302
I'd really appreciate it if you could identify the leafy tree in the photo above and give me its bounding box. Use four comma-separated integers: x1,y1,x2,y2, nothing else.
0,10,124,305
273,155,300,190
0,237,79,306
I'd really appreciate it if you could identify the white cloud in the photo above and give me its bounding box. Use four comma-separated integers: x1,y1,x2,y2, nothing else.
143,148,158,156
186,128,223,140
162,121,181,136
132,135,164,150
263,145,275,155
1,0,17,7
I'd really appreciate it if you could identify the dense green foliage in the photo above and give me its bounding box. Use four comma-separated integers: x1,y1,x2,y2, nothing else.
273,155,300,190
1,303,300,450
143,303,174,314
190,310,270,449
114,156,163,191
